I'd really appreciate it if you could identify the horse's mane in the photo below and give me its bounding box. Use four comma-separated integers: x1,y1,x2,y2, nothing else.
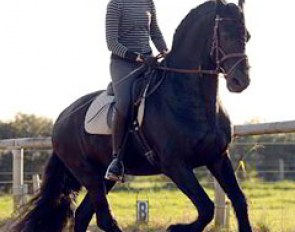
172,1,216,50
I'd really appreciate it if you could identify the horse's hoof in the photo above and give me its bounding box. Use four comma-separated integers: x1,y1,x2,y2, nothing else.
167,224,192,232
167,222,206,232
167,225,178,232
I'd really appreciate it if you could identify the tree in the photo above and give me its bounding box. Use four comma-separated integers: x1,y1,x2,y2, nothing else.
0,121,13,139
10,113,53,138
0,113,53,139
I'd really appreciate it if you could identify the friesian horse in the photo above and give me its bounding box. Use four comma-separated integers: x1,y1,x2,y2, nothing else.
13,0,252,231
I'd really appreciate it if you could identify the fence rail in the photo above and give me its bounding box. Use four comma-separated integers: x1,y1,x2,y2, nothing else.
234,120,295,136
1,120,295,229
0,137,51,149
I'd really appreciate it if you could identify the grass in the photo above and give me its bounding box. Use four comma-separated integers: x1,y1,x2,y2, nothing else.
1,180,295,231
0,195,13,222
240,181,295,232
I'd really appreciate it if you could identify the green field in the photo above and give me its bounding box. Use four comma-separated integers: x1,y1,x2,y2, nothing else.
1,180,295,232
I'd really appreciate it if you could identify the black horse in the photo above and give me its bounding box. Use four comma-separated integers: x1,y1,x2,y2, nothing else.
13,0,252,231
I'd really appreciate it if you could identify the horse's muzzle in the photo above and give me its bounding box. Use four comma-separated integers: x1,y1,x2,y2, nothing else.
226,71,250,93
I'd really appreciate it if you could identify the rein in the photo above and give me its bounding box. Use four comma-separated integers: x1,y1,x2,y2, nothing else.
156,66,218,75
156,15,248,78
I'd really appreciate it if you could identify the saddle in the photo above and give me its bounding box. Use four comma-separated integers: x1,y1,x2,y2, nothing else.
84,64,160,166
84,65,150,135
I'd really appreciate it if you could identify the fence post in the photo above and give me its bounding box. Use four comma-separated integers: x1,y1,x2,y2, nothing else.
214,179,226,230
12,148,26,209
225,201,231,230
32,174,41,193
279,159,285,180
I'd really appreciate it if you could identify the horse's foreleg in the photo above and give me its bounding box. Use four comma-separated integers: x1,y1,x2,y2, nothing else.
163,163,214,232
207,152,252,232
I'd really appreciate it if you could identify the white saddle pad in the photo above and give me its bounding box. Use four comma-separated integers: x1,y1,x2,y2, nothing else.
84,91,114,135
84,91,145,135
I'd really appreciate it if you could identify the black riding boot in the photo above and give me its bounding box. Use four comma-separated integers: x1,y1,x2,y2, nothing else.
105,110,127,182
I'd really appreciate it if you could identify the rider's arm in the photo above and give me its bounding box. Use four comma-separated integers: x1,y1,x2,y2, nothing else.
149,0,168,53
106,0,139,61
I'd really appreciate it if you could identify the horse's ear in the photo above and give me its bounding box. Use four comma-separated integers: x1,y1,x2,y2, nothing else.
216,0,226,4
238,0,245,11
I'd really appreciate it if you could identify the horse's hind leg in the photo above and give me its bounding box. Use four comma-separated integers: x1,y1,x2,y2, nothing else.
74,181,117,232
207,152,252,232
163,163,214,232
86,177,121,232
74,193,93,232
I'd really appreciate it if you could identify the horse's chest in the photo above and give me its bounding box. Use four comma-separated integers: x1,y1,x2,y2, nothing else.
187,130,229,161
203,130,229,154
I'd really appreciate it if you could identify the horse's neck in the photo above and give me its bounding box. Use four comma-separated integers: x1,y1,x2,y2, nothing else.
161,73,219,127
167,11,214,69
161,12,219,126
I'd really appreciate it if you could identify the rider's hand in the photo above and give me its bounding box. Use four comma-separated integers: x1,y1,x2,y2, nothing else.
160,49,169,58
144,56,158,67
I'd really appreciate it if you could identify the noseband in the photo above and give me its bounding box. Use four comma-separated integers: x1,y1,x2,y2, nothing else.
157,14,248,78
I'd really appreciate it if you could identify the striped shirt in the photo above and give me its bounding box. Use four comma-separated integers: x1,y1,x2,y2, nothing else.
106,0,167,59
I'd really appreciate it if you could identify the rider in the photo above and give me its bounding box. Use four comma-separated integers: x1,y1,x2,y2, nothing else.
105,0,168,182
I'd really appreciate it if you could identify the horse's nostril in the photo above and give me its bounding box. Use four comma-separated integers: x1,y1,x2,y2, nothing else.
227,74,250,93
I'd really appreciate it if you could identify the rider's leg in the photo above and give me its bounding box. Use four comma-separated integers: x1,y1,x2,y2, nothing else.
105,108,129,182
105,57,141,182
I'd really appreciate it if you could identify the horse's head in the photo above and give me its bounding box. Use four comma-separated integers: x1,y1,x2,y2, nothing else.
168,0,250,93
213,0,250,93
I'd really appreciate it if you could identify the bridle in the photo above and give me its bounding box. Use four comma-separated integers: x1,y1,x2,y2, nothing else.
210,15,248,77
156,13,248,78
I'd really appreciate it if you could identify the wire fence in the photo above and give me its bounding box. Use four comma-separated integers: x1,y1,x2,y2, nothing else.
1,140,295,231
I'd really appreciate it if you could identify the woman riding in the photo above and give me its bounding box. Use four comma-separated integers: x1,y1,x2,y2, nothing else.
105,0,168,182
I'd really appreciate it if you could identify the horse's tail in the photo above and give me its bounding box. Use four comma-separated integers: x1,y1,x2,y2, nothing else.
12,153,81,232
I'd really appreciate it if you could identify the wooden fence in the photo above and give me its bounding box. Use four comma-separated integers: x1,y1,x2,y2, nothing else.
1,120,295,229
